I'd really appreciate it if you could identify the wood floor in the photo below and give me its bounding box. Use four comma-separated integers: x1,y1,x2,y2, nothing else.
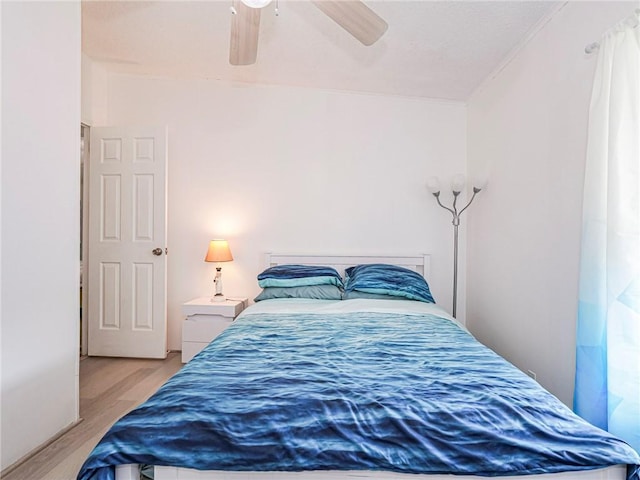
2,353,183,480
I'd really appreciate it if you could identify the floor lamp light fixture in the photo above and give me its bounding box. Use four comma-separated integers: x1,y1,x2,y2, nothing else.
427,174,486,318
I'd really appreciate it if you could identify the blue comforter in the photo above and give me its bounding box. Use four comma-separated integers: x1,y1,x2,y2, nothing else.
78,311,640,480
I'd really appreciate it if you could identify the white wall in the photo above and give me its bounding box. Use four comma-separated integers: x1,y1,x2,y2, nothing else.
103,75,467,350
466,1,637,407
82,54,108,126
1,1,81,471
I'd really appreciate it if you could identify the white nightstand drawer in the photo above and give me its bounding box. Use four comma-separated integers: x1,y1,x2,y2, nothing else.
182,314,233,342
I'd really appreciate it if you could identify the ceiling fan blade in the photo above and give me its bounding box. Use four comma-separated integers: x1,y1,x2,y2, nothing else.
311,0,388,46
230,0,261,66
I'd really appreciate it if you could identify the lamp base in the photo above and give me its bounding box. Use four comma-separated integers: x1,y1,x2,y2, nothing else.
211,294,226,303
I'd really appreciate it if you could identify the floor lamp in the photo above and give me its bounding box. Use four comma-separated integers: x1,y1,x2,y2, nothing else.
427,174,485,318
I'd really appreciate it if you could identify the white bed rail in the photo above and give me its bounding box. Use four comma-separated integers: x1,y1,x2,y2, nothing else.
115,464,138,480
115,465,628,480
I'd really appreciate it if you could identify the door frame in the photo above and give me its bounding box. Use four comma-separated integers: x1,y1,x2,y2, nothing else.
81,123,90,356
81,124,169,357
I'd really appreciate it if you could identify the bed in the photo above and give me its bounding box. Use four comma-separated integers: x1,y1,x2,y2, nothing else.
77,254,640,480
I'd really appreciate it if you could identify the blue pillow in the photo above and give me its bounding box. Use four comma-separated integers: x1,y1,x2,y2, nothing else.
344,264,435,304
257,264,344,288
254,285,343,302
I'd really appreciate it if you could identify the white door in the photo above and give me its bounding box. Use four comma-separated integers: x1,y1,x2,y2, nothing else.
87,126,168,358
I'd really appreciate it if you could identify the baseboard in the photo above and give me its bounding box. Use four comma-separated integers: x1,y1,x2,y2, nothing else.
0,418,84,477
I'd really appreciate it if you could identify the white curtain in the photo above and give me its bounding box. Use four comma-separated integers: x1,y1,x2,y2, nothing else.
575,9,640,452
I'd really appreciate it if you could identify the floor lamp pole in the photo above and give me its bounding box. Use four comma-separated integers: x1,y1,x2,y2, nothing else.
453,222,459,318
428,182,482,318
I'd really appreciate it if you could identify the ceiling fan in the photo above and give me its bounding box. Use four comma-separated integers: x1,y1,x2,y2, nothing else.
229,0,388,65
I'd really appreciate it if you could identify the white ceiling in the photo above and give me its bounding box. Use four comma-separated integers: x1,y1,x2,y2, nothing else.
82,1,561,101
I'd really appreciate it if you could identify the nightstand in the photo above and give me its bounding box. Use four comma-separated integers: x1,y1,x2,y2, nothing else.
181,297,247,363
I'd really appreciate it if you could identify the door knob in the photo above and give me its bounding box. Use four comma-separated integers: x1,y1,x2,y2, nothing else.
152,248,163,256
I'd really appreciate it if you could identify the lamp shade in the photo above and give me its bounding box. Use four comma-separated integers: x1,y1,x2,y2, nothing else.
205,240,233,263
473,174,489,191
426,176,441,194
451,174,466,193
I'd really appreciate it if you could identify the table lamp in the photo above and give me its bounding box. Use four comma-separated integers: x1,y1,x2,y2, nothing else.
204,239,233,302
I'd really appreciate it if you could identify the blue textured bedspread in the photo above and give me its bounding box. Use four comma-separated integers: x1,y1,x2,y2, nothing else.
78,311,640,480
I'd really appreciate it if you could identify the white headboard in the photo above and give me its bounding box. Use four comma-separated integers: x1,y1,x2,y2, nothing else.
264,253,431,280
